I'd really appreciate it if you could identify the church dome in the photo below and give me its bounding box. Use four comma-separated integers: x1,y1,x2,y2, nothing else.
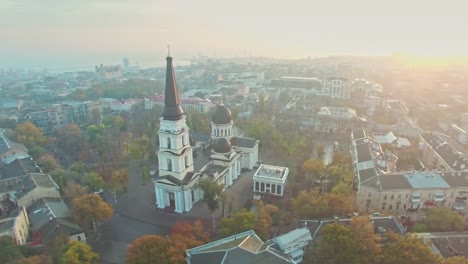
212,104,232,124
213,138,232,153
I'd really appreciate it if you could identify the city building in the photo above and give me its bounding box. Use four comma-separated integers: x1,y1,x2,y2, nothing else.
0,129,29,164
153,54,259,214
0,206,29,245
186,228,312,264
144,95,214,113
420,232,468,258
278,96,365,133
419,132,468,171
271,77,322,93
321,77,351,99
253,164,289,199
95,64,122,80
0,173,60,212
27,197,86,245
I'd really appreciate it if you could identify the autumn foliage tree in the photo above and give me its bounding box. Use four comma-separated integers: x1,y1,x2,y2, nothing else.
72,193,113,229
255,201,278,239
170,220,210,243
292,190,354,219
61,241,99,264
381,233,440,264
14,121,47,147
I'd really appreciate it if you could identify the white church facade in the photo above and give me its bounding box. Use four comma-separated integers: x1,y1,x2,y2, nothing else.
154,54,259,213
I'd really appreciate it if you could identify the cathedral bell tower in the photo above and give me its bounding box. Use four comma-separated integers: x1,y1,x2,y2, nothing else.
157,52,194,180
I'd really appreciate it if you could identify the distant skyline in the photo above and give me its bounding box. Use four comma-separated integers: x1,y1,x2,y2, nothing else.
1,0,468,69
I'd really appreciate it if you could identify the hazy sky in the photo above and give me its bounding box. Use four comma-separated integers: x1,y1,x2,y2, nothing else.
1,0,468,69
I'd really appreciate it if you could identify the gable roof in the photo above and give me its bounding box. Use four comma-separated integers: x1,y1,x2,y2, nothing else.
187,230,296,264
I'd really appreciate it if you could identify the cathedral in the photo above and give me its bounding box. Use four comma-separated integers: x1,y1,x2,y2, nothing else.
154,53,259,213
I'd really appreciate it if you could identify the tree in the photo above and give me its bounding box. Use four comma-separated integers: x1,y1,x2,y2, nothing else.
219,209,256,237
56,124,83,156
170,220,210,243
61,241,99,264
197,178,224,230
16,255,52,264
292,190,354,219
62,181,87,204
86,124,105,144
129,136,151,162
70,161,89,174
81,172,104,192
438,257,468,264
127,236,181,264
43,233,68,264
36,153,62,174
109,169,128,194
349,216,381,264
424,207,464,232
331,181,352,196
0,236,22,263
49,169,68,190
255,201,278,239
72,194,113,229
381,233,440,264
308,223,359,264
14,121,47,146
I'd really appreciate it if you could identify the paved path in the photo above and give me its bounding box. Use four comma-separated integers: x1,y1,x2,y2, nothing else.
97,159,256,263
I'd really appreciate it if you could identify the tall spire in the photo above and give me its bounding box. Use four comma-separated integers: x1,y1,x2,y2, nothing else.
162,50,184,121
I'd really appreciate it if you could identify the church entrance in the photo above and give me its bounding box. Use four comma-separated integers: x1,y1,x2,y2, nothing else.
169,192,175,209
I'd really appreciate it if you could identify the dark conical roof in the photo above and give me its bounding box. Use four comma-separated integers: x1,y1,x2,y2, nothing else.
162,56,184,121
213,138,232,153
212,104,232,124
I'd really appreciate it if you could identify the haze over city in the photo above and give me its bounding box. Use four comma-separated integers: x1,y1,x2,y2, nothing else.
2,1,468,264
2,0,468,69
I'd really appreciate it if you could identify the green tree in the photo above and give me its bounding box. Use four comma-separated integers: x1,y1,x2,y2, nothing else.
49,169,68,190
81,172,104,192
438,257,468,264
197,178,224,230
424,207,465,232
86,124,105,144
219,209,256,237
0,236,23,263
331,181,352,196
61,241,99,264
129,136,151,162
308,223,359,264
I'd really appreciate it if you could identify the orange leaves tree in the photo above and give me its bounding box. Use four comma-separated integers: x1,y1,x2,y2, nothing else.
127,220,210,264
72,193,113,229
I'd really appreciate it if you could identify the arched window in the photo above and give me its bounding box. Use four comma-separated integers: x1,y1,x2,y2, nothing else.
167,159,172,171
167,137,171,149
185,155,190,168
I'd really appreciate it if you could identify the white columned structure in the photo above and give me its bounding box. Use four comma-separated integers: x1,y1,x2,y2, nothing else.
154,53,196,213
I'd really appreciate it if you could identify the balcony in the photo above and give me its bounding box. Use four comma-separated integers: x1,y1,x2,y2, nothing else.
454,201,466,211
410,193,422,203
433,193,445,202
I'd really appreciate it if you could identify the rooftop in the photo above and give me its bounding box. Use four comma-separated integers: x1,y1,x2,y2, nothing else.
255,164,288,180
0,218,14,232
404,172,451,189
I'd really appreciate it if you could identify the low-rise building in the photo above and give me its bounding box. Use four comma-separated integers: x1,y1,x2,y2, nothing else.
27,197,85,245
419,132,468,171
420,232,468,259
0,206,30,245
253,164,289,199
356,171,468,220
186,228,312,264
144,95,214,113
